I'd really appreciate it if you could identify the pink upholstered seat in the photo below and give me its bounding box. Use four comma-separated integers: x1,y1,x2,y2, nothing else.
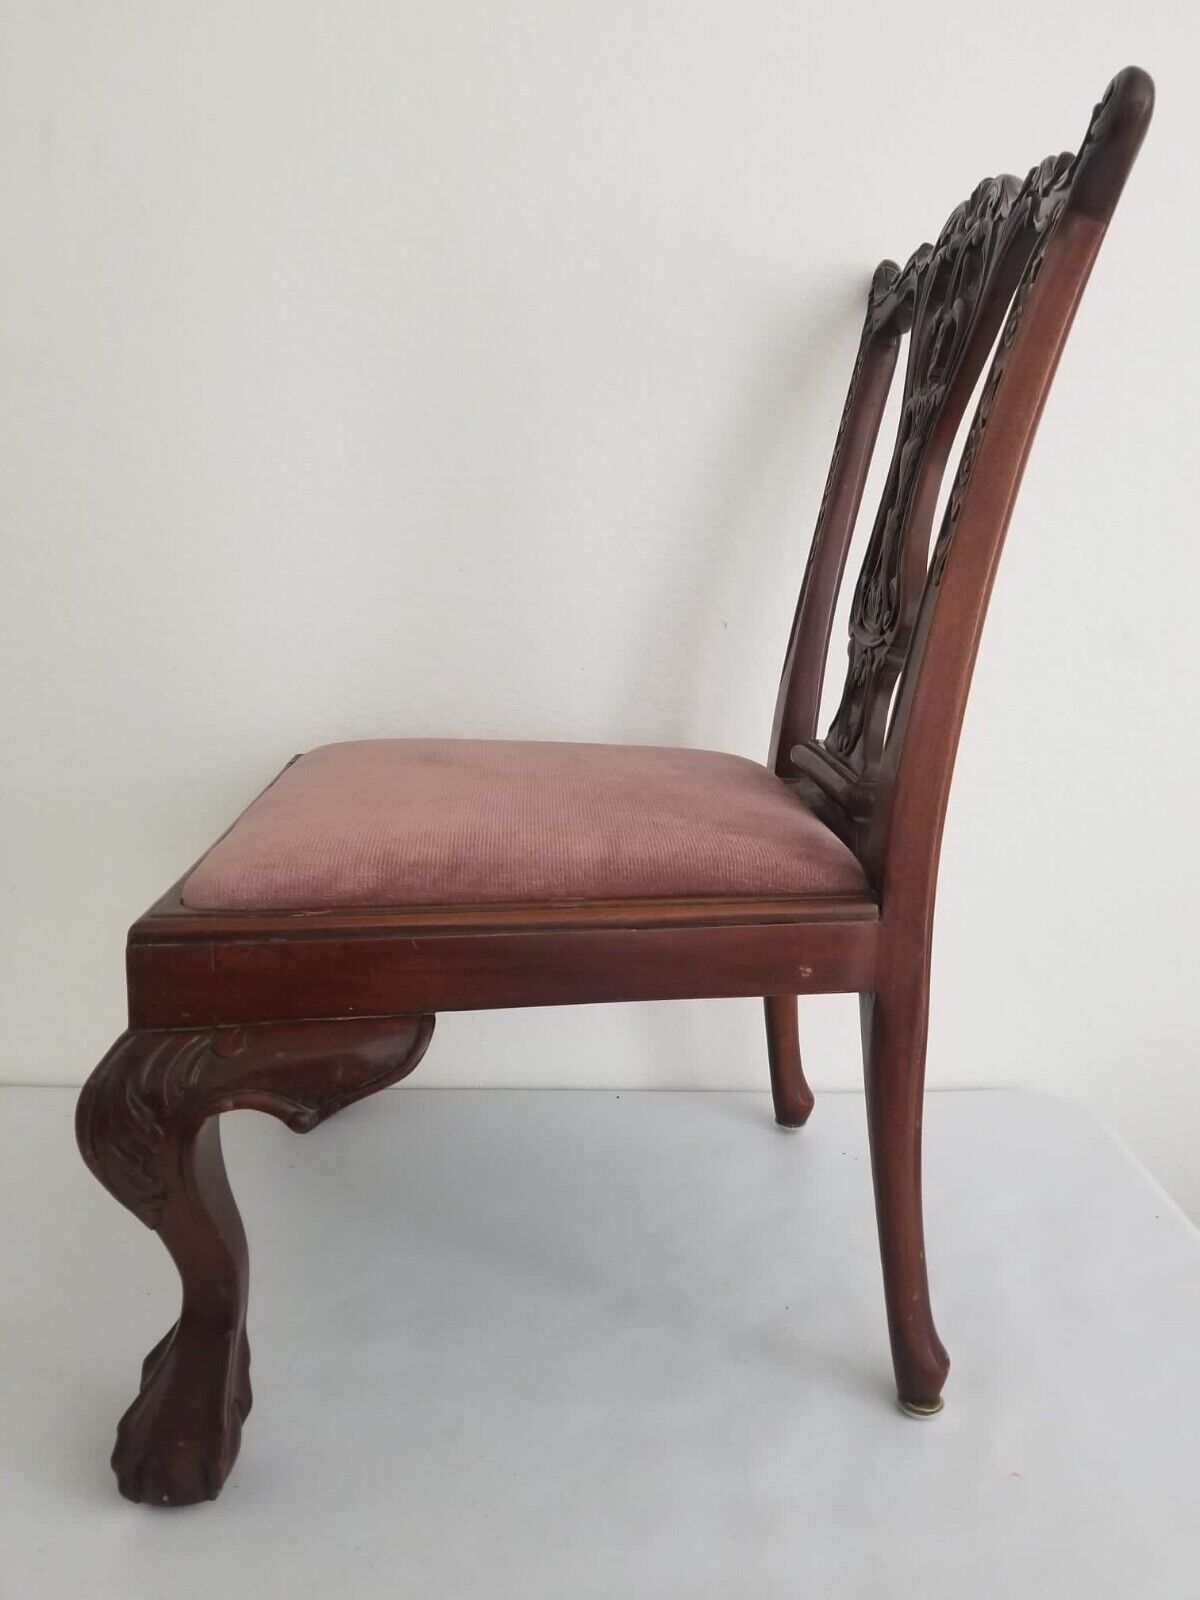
182,739,868,912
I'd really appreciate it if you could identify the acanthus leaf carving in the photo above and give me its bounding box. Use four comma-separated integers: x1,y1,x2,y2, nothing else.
817,140,1088,790
76,1016,435,1228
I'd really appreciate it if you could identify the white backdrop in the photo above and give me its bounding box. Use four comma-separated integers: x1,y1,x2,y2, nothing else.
3,3,1198,1215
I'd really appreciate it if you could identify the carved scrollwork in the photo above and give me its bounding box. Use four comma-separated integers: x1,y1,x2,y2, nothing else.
76,1016,435,1228
927,247,1046,591
927,72,1147,589
817,132,1129,785
813,69,1150,807
822,161,1068,774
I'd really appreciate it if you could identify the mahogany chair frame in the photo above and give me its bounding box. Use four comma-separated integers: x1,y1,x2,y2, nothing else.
76,69,1153,1505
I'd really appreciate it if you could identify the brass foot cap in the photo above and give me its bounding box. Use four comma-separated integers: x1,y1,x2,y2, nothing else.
897,1396,944,1419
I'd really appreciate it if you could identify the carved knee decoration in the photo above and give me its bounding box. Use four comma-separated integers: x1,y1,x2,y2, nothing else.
76,1015,433,1505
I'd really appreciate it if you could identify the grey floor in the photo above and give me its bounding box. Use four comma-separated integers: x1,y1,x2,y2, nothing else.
3,1085,1199,1599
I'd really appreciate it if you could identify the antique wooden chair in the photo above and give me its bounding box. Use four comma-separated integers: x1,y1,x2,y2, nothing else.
77,68,1153,1505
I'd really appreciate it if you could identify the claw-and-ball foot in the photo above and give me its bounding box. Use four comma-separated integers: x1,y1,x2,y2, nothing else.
77,1015,434,1505
115,1319,252,1505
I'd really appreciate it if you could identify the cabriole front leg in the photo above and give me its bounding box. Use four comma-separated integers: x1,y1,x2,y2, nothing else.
75,1015,434,1505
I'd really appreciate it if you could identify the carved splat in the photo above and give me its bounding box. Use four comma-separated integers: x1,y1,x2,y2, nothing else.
823,161,1069,778
926,75,1138,593
76,1015,433,1503
782,73,1140,834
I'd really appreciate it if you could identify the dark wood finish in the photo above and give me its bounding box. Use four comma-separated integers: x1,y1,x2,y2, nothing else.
126,909,879,1028
768,262,902,773
76,1016,432,1503
763,995,814,1127
77,69,1153,1501
860,968,947,1411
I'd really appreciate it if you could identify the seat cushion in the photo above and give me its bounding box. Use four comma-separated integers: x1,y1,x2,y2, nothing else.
181,739,868,912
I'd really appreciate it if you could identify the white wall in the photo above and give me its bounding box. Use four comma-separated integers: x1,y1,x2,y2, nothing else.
3,3,1198,1214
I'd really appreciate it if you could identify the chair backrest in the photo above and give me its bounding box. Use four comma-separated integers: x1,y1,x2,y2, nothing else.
769,68,1153,924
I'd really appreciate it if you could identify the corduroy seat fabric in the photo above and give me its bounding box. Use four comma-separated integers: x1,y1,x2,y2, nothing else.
182,738,869,912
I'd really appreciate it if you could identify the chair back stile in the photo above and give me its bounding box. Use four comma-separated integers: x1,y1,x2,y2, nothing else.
771,69,1153,920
